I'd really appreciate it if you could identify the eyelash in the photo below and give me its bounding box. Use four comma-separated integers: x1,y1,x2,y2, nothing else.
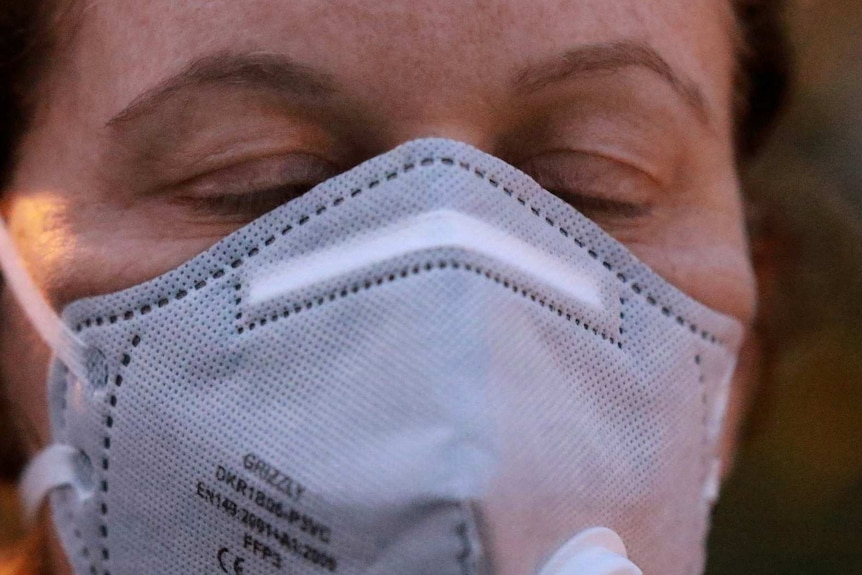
546,189,651,219
174,183,317,221
172,152,653,225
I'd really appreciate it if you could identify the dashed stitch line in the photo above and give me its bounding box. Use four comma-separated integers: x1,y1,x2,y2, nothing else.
72,155,722,345
238,259,623,350
60,370,95,575
695,354,709,455
698,359,711,525
97,335,138,575
618,297,628,349
689,353,710,575
69,494,95,575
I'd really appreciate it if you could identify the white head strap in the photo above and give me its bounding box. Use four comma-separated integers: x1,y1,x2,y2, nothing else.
0,217,89,378
0,217,91,524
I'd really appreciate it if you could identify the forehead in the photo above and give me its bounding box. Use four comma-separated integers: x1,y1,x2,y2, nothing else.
72,0,735,130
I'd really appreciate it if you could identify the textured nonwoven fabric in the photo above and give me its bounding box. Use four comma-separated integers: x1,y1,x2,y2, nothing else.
49,138,742,575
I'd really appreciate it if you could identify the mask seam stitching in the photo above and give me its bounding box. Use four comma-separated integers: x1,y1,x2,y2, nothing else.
236,258,623,350
688,353,709,575
696,353,709,495
618,296,629,348
69,156,724,347
59,370,96,575
95,336,137,575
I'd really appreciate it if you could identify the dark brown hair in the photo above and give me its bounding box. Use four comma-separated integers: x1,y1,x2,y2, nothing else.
0,1,61,190
732,0,792,160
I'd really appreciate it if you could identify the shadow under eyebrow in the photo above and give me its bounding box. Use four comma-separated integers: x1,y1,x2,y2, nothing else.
106,51,338,127
514,41,711,125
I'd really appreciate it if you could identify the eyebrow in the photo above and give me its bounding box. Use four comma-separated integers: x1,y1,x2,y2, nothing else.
108,42,708,129
106,51,337,127
514,41,710,124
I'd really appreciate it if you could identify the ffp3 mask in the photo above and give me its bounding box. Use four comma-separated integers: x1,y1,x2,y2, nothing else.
8,138,742,575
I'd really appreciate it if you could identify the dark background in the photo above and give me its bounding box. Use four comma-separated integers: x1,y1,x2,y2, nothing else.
707,1,862,573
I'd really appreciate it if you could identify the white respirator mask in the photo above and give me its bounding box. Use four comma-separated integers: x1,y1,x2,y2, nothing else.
4,139,742,575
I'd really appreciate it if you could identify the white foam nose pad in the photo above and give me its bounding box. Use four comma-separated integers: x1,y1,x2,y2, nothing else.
538,527,643,575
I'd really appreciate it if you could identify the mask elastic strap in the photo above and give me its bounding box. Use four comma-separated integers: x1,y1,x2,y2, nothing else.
19,444,92,525
0,218,93,525
0,216,89,380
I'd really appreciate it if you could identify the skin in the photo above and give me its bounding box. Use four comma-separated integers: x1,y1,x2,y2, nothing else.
0,1,756,572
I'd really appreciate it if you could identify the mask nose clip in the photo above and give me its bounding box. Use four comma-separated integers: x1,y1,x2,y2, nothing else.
538,528,642,575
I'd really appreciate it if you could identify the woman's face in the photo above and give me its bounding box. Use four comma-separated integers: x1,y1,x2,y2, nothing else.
2,0,755,527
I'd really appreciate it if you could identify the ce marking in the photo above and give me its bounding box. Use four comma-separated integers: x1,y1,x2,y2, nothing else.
217,547,245,575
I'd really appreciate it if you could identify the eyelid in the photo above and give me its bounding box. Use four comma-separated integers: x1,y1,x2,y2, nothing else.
517,150,658,219
172,152,340,199
555,191,652,218
170,184,314,223
536,147,665,188
155,152,342,225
